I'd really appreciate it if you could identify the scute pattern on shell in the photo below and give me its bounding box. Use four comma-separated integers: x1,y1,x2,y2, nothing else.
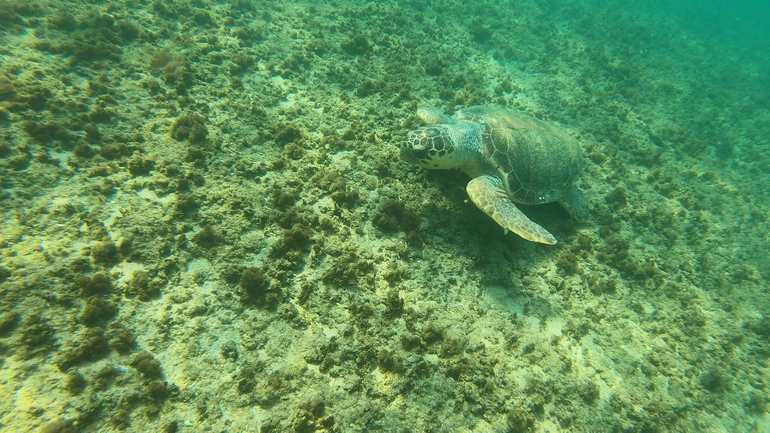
457,106,582,206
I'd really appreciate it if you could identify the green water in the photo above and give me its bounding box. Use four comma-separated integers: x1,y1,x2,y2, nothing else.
0,1,768,432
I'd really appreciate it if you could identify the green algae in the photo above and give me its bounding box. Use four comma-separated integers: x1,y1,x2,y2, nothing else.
0,0,768,432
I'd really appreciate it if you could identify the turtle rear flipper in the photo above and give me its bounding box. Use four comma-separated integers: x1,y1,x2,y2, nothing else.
560,186,589,221
467,176,557,245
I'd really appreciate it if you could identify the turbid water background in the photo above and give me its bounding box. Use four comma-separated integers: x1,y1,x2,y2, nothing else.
0,1,768,432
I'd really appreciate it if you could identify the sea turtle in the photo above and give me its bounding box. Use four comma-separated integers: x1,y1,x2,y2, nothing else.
401,105,587,245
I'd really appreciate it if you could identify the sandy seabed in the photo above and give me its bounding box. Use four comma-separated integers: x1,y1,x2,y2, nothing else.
0,1,768,432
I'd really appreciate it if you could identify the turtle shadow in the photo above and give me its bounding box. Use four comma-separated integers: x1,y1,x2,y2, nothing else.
424,169,580,250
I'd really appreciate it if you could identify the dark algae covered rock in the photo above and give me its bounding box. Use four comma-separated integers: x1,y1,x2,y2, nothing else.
0,0,768,431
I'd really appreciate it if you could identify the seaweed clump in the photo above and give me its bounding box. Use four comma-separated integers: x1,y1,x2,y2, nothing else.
317,171,359,208
377,349,404,373
372,200,421,243
107,322,137,354
470,24,493,43
340,34,370,55
506,406,536,433
275,123,303,145
700,368,728,393
74,273,112,297
194,225,224,249
383,290,404,318
270,224,313,258
596,235,654,280
556,251,579,275
170,114,207,143
57,327,110,370
174,194,199,215
322,248,373,287
131,352,163,380
128,155,155,176
0,266,10,283
20,315,55,353
125,270,159,301
749,316,770,338
91,240,119,264
130,351,169,416
65,371,87,395
79,296,117,325
239,267,280,309
292,399,336,432
235,363,264,394
0,312,19,335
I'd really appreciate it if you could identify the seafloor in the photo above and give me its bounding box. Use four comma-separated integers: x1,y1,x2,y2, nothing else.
0,0,768,432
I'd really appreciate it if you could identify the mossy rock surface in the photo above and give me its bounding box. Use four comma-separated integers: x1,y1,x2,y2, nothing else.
0,0,768,432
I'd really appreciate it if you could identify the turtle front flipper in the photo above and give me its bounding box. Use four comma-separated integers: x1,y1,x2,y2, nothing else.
417,107,454,125
466,176,557,245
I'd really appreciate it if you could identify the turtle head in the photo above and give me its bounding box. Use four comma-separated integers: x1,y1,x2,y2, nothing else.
401,125,462,169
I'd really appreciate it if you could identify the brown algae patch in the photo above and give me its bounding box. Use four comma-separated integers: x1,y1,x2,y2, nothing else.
0,0,769,432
